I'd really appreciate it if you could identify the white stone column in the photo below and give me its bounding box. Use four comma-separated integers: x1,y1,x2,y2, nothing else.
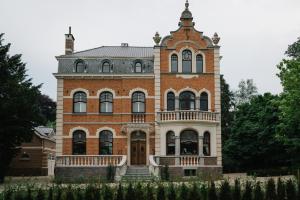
154,46,161,155
55,78,64,156
175,136,180,165
198,135,204,156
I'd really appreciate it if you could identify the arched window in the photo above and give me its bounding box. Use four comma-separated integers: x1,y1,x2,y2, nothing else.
196,54,203,73
132,92,145,113
200,92,208,111
102,61,111,73
179,91,195,110
99,130,113,155
134,62,142,73
182,50,192,73
73,92,87,113
75,60,86,73
171,54,178,72
167,92,175,111
203,132,210,156
180,130,198,155
100,92,113,113
166,131,175,155
72,130,86,155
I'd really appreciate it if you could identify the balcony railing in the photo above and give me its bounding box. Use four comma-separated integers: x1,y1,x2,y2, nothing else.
157,110,220,122
56,155,126,167
153,155,217,166
131,113,145,123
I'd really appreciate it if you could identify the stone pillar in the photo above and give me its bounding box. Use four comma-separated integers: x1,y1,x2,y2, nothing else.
175,136,180,165
198,135,204,156
196,96,200,110
55,78,64,156
175,96,179,110
154,46,161,155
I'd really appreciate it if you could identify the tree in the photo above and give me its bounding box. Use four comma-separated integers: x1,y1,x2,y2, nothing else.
0,33,43,182
37,94,56,127
223,93,287,171
234,79,258,107
265,179,277,200
253,182,263,200
277,37,300,165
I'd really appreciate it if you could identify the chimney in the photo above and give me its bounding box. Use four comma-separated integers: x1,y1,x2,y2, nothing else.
65,26,75,55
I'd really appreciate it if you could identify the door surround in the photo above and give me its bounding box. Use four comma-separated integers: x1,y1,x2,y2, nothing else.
130,131,146,165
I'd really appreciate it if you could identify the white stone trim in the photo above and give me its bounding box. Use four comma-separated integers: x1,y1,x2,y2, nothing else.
68,126,90,137
128,87,149,98
178,46,196,73
96,88,116,98
195,50,206,73
199,88,212,111
177,87,199,97
164,88,177,110
69,88,90,98
96,127,117,138
55,79,64,156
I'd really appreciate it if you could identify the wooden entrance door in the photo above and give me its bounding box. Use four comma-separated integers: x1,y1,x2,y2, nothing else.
131,131,146,165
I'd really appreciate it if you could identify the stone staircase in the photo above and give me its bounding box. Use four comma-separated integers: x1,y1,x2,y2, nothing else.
121,166,154,182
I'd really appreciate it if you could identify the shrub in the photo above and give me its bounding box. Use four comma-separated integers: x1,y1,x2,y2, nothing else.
242,181,252,200
136,183,144,200
200,185,208,200
157,184,166,200
167,183,177,200
106,164,116,182
208,182,217,200
3,188,13,200
47,187,53,200
265,179,277,200
36,189,45,200
14,191,23,200
189,183,201,200
74,188,83,200
297,179,300,200
179,183,188,200
219,180,231,200
54,186,62,200
286,179,296,200
146,183,155,200
65,185,74,200
162,164,170,181
253,182,263,200
103,185,113,200
233,179,241,200
25,187,33,200
125,183,135,200
277,178,286,200
116,183,124,200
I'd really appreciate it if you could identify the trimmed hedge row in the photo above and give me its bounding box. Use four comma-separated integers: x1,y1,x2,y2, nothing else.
1,178,300,200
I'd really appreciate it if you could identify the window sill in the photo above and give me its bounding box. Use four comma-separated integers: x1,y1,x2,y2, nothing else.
99,113,113,116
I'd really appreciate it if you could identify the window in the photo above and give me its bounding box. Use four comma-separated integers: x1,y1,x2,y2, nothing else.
179,91,195,110
99,130,113,155
166,131,175,155
200,92,208,111
73,92,87,113
180,130,198,155
72,130,86,155
203,132,210,156
184,169,197,176
102,61,111,73
134,62,142,73
100,92,113,113
75,61,86,73
196,54,203,73
167,92,175,111
182,50,192,73
171,54,178,72
132,92,145,113
20,152,30,160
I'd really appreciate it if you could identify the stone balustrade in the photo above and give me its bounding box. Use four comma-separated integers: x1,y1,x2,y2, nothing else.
131,113,145,123
157,110,220,122
154,155,217,166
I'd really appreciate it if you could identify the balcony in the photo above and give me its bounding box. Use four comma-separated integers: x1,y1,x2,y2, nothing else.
151,155,217,167
157,110,220,123
131,113,146,123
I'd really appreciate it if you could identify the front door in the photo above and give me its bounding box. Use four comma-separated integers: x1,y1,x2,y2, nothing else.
131,131,146,165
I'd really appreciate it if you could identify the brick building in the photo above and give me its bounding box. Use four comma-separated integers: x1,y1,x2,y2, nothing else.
55,1,222,180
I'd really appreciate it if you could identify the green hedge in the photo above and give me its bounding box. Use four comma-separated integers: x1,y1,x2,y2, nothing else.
1,179,300,200
247,167,300,177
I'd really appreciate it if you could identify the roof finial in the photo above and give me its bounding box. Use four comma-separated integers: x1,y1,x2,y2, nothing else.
185,0,189,9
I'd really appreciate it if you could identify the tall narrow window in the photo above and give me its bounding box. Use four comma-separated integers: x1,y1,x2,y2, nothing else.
203,132,210,156
134,62,142,73
167,92,175,111
132,92,145,113
99,130,113,155
100,92,113,113
179,91,195,110
171,54,178,72
102,61,111,73
200,92,208,111
180,130,198,155
166,131,175,155
182,50,192,73
75,61,85,73
73,92,87,113
196,54,203,73
72,130,86,155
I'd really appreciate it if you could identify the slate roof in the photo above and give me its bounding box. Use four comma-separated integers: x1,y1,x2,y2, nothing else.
61,46,154,58
34,126,55,141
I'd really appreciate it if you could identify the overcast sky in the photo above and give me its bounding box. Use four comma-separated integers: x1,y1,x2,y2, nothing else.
1,0,300,100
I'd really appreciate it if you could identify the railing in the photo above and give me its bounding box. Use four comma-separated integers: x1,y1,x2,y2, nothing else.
131,113,145,123
157,111,220,122
115,156,127,181
56,155,125,167
154,155,206,166
149,155,161,179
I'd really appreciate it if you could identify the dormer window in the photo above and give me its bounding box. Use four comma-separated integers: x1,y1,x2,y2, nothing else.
171,54,178,72
196,54,203,73
75,60,86,73
134,62,142,73
102,61,111,73
182,50,192,73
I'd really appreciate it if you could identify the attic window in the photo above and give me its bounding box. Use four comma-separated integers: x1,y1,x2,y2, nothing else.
74,60,87,73
134,62,142,73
